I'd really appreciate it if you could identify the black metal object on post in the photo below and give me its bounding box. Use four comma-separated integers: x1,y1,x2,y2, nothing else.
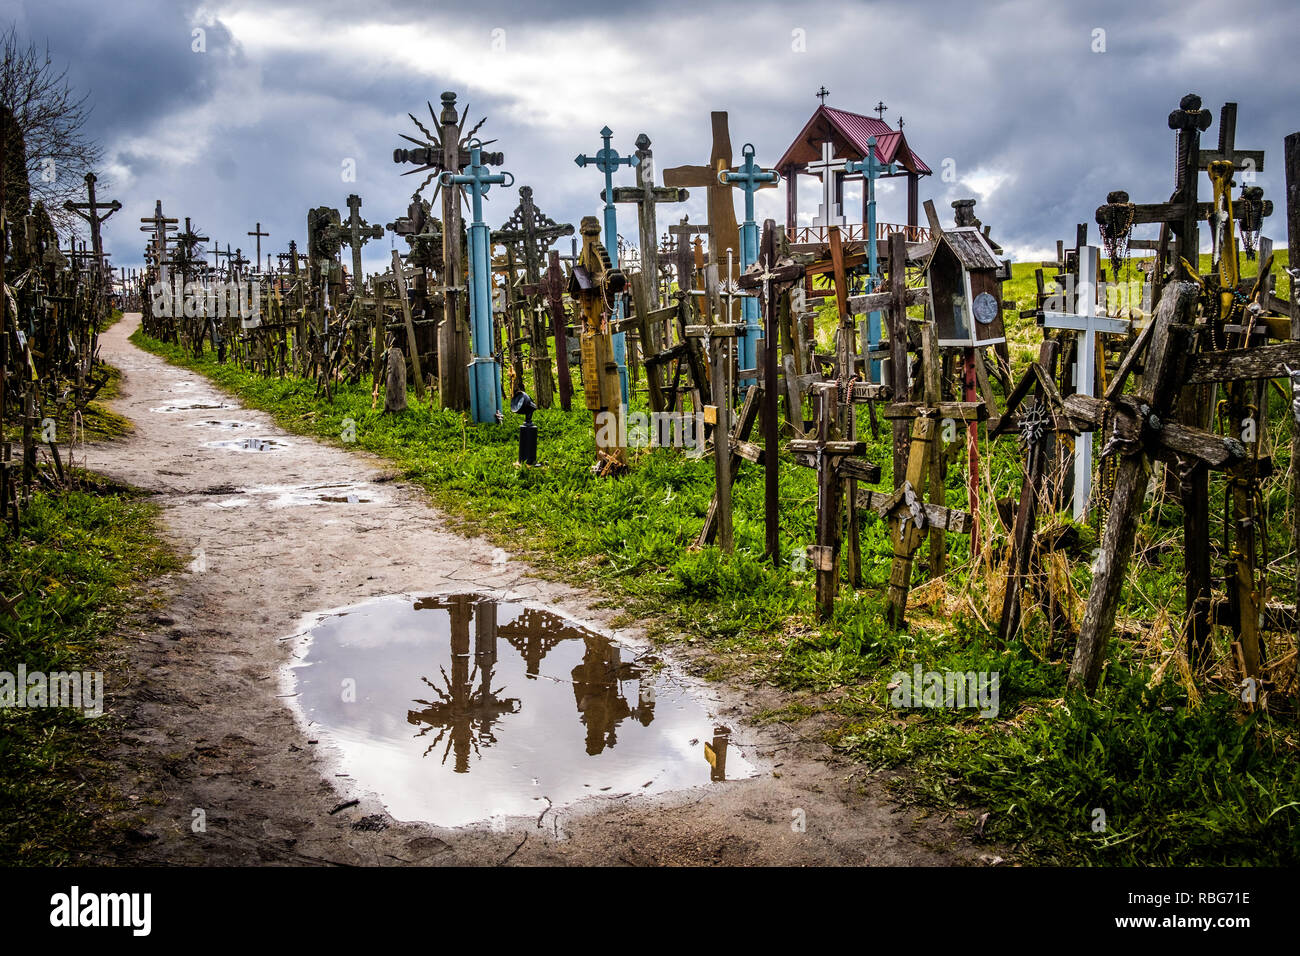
512,390,538,465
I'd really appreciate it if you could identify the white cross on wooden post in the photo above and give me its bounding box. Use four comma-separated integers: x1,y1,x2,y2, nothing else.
1039,244,1132,519
807,140,848,228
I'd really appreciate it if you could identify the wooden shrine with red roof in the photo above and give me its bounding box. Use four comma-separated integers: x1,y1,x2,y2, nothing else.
776,97,932,247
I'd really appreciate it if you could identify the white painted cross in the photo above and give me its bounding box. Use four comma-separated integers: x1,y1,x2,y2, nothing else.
1039,244,1132,520
807,140,848,228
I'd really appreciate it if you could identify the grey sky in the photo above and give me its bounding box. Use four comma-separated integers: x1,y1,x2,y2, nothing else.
5,0,1297,276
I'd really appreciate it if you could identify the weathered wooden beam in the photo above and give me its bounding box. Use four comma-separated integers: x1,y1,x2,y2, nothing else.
1185,341,1300,384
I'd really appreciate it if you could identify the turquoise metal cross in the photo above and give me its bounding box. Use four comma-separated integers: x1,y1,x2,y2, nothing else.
719,143,779,384
845,136,899,383
575,126,638,404
441,140,514,423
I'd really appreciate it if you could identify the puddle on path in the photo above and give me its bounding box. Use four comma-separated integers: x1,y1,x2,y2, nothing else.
188,419,255,430
250,481,378,507
202,481,379,508
204,437,290,452
287,594,752,827
151,400,237,413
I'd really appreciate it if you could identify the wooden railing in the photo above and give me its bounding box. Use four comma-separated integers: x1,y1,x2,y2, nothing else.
791,223,931,245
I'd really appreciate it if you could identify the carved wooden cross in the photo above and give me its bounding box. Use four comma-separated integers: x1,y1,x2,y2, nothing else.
342,195,384,296
613,133,688,309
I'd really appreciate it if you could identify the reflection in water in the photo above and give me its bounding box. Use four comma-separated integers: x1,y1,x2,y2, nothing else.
289,593,752,826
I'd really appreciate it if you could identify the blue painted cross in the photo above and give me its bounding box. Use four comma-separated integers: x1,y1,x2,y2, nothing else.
575,126,638,405
845,136,898,383
440,140,514,423
718,143,780,385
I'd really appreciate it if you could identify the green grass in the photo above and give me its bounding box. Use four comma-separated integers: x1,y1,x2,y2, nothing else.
129,269,1300,865
0,480,178,864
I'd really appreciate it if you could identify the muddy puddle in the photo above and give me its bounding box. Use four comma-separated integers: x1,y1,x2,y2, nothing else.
151,400,237,413
188,419,255,430
202,481,380,508
204,437,290,452
286,594,753,827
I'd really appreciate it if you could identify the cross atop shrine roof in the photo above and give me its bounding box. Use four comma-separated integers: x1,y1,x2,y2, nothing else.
776,105,931,175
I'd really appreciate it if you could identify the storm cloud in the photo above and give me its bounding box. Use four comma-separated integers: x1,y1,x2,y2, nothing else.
4,0,1296,275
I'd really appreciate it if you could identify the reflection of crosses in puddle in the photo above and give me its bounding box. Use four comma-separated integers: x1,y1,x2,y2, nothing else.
570,640,655,756
407,662,519,773
408,594,518,773
499,606,590,676
406,595,658,768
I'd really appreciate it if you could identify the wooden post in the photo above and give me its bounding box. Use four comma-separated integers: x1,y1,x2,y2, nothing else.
810,383,843,618
697,385,764,548
1286,131,1300,685
390,250,426,402
887,232,910,485
711,328,734,552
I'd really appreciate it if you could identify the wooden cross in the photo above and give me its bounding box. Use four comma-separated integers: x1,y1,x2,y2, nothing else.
139,200,178,281
613,133,688,309
737,220,806,565
246,221,270,272
668,216,709,300
342,195,384,295
63,172,119,291
807,140,848,228
1066,281,1249,692
1037,244,1133,519
791,382,881,618
389,248,427,402
866,412,972,629
664,112,741,291
993,339,1074,644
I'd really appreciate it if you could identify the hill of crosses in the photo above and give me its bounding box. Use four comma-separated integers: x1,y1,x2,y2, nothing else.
2,2,1298,903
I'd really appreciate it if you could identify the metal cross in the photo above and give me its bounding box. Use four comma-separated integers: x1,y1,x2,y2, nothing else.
441,139,514,423
575,126,639,404
845,135,900,381
816,85,830,104
719,143,780,381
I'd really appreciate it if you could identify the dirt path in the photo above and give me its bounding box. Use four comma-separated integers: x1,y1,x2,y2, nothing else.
83,314,979,866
